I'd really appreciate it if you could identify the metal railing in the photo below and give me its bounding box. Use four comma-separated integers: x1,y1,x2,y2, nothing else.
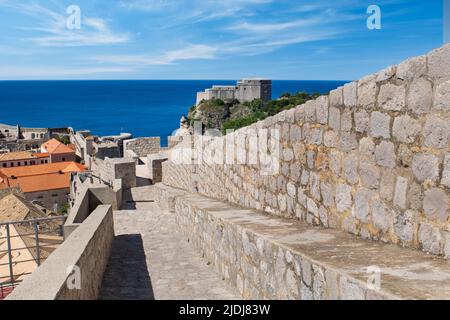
0,216,67,299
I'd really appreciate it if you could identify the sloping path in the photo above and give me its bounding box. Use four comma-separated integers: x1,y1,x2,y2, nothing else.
99,186,239,300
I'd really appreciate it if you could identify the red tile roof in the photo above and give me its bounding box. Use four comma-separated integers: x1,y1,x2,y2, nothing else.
42,139,74,154
0,151,49,162
0,162,86,193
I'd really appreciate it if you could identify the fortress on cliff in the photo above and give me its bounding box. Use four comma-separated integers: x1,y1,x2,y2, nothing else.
196,78,272,105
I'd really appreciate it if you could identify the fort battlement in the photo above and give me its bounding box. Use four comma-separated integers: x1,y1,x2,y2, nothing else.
196,78,272,105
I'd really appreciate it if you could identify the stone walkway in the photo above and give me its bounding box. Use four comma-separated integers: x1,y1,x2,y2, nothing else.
99,186,239,300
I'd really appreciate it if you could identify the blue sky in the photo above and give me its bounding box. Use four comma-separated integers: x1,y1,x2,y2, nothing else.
0,0,444,80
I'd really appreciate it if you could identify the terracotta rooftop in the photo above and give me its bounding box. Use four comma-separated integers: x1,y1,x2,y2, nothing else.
0,162,86,193
0,151,49,162
41,139,74,154
0,193,47,222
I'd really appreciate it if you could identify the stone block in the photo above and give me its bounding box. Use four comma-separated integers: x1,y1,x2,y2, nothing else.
335,183,352,213
423,115,449,149
406,78,432,115
376,65,397,82
441,154,450,188
305,100,317,122
398,144,413,168
370,112,391,139
359,137,375,162
339,132,358,152
360,162,380,189
324,131,339,148
355,189,373,222
423,188,449,222
372,201,391,233
328,107,341,131
378,83,405,111
394,210,417,243
286,108,296,123
329,150,342,176
419,223,444,255
295,106,305,123
396,55,426,80
301,259,312,287
329,87,344,108
407,181,423,211
320,182,334,208
344,153,359,185
287,182,297,198
412,154,439,183
354,110,369,133
375,141,396,168
357,75,377,109
340,110,353,132
380,169,395,201
309,172,321,201
282,147,294,162
316,95,329,125
427,43,450,78
393,176,408,209
392,115,421,144
304,125,323,145
289,124,302,143
434,80,450,112
290,162,301,183
306,151,315,169
343,81,357,108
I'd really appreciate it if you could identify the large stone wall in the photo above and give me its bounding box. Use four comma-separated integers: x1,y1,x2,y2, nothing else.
91,157,136,190
163,44,450,258
123,137,162,157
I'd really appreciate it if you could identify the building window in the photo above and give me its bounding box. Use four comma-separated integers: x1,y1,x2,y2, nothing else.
31,133,35,139
17,162,21,167
51,194,58,197
62,158,66,162
24,161,28,166
2,163,6,168
37,196,44,199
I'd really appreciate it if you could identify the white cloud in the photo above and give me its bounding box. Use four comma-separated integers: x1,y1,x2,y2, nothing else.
0,66,132,79
92,44,218,65
0,2,129,47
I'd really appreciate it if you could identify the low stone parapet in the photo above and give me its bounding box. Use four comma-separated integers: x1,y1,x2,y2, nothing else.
155,184,450,300
7,205,114,300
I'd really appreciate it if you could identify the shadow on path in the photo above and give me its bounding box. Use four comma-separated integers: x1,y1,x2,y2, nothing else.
100,234,154,300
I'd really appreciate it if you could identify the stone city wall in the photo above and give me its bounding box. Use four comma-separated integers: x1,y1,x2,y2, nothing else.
163,44,450,258
123,137,162,157
91,157,136,190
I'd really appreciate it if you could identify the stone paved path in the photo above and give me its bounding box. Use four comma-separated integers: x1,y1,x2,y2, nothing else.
100,186,239,300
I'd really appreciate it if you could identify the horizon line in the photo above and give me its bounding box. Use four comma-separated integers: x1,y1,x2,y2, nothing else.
0,79,352,82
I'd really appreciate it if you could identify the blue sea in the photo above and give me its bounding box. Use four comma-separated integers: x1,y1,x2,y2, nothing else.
0,80,347,145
